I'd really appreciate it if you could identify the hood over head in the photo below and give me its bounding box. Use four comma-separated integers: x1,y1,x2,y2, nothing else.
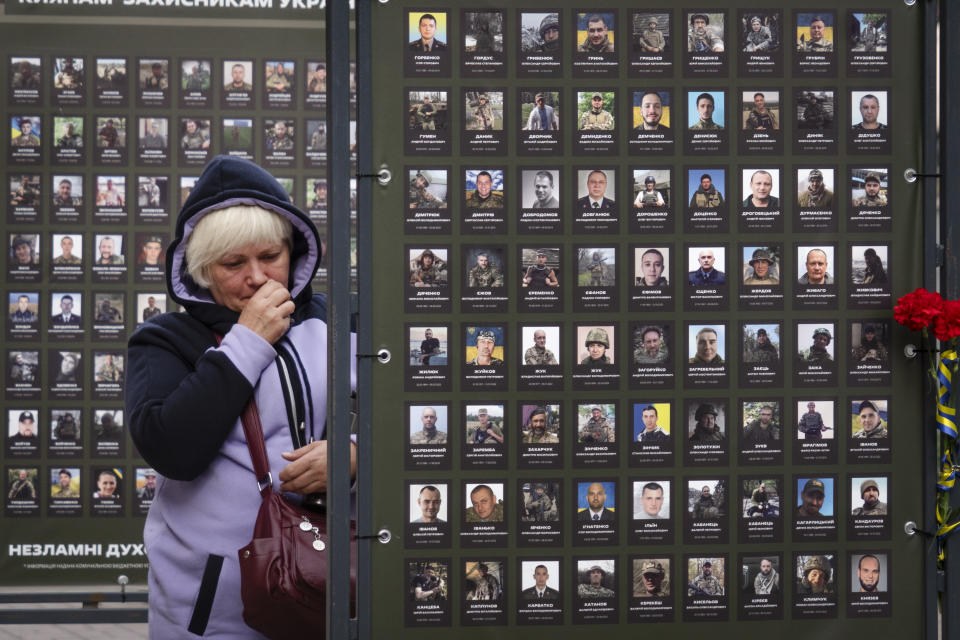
166,155,321,333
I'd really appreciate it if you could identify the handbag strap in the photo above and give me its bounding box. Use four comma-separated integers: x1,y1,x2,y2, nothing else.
214,333,272,499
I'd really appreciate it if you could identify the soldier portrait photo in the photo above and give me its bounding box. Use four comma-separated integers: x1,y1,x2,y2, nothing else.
408,483,448,523
576,13,615,53
851,91,888,131
8,292,39,324
742,92,780,131
49,409,81,445
464,561,503,602
93,351,124,385
220,119,253,157
687,557,725,596
850,554,887,593
521,481,559,522
49,467,79,501
96,117,126,149
578,169,618,212
520,561,561,599
632,12,670,54
851,399,888,439
741,479,780,519
408,326,448,366
464,482,504,523
409,562,447,603
577,404,616,443
851,321,890,366
742,246,780,285
408,170,447,209
742,556,781,596
408,248,448,287
796,477,835,518
7,350,39,386
521,91,560,131
138,58,169,92
464,11,503,54
687,324,725,367
263,119,294,153
264,60,294,94
851,12,887,52
686,402,726,442
633,479,670,519
576,560,616,600
6,468,39,505
10,116,41,147
796,324,836,366
464,91,503,131
9,57,41,93
137,117,169,151
631,91,672,132
795,554,835,594
632,325,670,365
740,13,779,52
464,326,504,366
521,169,560,208
577,248,615,288
850,477,888,517
53,116,83,152
633,402,671,444
687,12,725,52
95,175,125,208
408,404,448,445
465,404,504,445
53,56,85,92
408,11,448,51
796,90,835,130
633,559,670,598
9,174,40,210
520,12,561,53
851,169,888,207
520,247,560,288
742,324,780,365
94,293,124,325
851,245,889,286
796,13,835,52
687,170,725,210
408,91,448,131
577,92,615,131
463,169,504,208
136,293,166,324
577,325,615,365
178,118,211,153
520,404,560,444
796,400,834,441
632,170,670,210
180,59,211,93
741,401,781,447
687,91,724,130
634,248,670,289
688,480,725,520
520,325,560,366
9,233,39,267
796,245,835,284
51,234,83,266
463,247,505,289
797,168,835,209
94,57,126,94
222,60,253,92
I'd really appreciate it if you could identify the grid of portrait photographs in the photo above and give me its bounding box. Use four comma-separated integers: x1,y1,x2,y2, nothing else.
400,7,895,626
4,51,346,521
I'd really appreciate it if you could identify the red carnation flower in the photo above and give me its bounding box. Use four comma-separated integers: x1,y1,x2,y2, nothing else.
894,287,944,331
933,299,960,341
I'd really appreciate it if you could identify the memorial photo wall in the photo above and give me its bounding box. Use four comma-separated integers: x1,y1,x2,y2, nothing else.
0,20,347,585
372,1,922,633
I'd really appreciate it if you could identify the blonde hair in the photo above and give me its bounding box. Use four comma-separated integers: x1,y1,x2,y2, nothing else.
185,205,292,288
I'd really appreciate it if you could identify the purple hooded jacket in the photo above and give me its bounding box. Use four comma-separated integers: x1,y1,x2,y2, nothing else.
127,156,354,638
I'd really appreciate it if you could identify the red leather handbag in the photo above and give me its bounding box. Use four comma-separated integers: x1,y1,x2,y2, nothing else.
235,398,355,639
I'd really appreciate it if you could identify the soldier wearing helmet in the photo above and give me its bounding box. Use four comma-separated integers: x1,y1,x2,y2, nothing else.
538,13,561,52
634,175,666,208
798,555,833,594
586,251,607,286
690,403,724,442
798,327,833,364
581,327,611,364
636,18,665,53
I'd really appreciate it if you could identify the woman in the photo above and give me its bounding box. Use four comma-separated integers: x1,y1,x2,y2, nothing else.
861,247,888,284
127,155,354,638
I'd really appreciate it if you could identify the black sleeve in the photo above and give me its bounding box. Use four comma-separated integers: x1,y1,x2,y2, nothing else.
125,315,254,480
